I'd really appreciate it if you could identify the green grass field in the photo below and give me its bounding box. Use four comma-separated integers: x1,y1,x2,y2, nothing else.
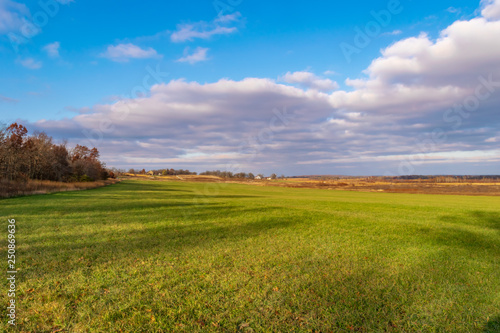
1,180,500,332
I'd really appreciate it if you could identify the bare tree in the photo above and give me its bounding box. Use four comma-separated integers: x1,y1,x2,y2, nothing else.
2,123,28,180
0,123,109,183
70,145,106,181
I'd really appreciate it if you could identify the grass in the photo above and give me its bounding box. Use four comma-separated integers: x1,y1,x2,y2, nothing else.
1,180,500,332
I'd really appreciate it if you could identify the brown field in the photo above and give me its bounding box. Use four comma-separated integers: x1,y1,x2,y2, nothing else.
120,174,500,196
269,178,500,196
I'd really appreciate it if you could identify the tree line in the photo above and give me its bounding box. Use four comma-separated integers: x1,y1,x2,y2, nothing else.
125,168,282,180
200,170,257,179
128,168,197,176
0,123,111,182
200,170,282,179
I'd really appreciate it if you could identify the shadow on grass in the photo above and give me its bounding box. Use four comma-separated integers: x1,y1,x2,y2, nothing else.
12,181,500,332
23,203,297,273
484,316,500,332
279,210,500,331
483,316,500,332
0,181,186,211
53,181,263,200
18,200,218,217
471,211,500,232
434,211,500,256
439,211,500,232
4,180,264,217
427,226,500,256
278,209,500,331
284,251,500,332
109,181,264,198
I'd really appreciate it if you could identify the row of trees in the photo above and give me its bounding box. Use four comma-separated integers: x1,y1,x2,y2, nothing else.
200,170,283,179
200,170,255,179
125,168,283,180
0,123,110,182
128,168,197,176
378,175,500,183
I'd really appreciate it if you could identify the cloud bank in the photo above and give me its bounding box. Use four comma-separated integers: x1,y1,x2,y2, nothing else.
30,2,500,175
280,71,339,92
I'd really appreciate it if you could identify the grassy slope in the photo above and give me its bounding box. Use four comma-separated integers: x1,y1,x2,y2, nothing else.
1,180,499,332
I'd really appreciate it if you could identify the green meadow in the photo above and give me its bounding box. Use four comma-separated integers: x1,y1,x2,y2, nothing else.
1,180,499,332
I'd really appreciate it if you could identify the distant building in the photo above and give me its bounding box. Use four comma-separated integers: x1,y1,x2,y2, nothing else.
255,176,262,180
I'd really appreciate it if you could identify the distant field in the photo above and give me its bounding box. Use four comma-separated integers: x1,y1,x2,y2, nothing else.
1,180,500,332
122,174,500,196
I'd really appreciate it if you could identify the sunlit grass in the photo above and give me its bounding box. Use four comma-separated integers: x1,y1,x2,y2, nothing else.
1,180,499,332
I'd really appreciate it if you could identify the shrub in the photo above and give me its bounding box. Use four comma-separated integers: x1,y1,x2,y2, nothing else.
80,175,93,182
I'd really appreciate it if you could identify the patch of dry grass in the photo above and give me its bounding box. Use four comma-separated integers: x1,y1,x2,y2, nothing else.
0,179,119,198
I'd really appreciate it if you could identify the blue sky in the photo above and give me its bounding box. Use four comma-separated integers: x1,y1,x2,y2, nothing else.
1,0,499,175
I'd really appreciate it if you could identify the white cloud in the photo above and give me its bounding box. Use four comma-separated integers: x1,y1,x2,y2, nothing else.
280,71,339,92
446,7,461,14
171,13,240,42
482,0,500,20
177,47,209,64
0,0,29,34
382,29,403,36
0,94,18,103
31,69,500,174
100,43,161,62
297,149,500,165
29,1,500,175
214,12,241,23
328,12,500,115
171,25,236,43
32,77,333,169
0,0,72,36
43,41,60,58
17,57,42,69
